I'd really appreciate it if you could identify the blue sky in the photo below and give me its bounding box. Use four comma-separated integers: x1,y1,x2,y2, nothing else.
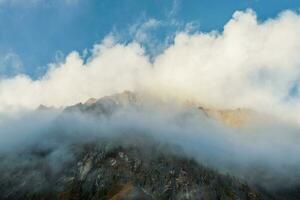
0,0,300,78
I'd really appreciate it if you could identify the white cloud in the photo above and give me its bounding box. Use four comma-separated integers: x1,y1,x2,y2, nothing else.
1,9,300,122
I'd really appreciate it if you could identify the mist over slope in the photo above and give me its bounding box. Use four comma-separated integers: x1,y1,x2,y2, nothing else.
62,91,300,190
1,91,300,199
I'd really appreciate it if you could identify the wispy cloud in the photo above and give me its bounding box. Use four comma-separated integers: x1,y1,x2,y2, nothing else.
0,52,23,78
130,18,161,44
167,0,181,18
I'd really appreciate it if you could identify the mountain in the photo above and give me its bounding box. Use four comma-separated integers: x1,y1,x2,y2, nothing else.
0,91,298,200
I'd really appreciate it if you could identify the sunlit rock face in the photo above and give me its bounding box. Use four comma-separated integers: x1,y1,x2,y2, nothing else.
65,91,142,116
199,107,256,127
67,91,261,128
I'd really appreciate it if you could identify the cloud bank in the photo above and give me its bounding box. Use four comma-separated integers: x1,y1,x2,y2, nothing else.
1,9,300,121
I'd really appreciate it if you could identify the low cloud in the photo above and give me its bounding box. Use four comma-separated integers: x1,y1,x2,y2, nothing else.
1,101,300,190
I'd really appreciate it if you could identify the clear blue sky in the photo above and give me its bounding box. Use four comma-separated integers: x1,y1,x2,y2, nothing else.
0,0,299,78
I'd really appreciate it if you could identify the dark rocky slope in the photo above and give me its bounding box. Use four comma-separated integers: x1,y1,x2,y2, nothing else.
0,136,266,200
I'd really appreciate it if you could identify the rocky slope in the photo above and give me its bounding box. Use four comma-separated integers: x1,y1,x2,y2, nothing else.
0,136,266,200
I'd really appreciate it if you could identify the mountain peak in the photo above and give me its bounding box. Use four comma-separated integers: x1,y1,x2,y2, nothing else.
66,91,260,127
84,97,98,105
